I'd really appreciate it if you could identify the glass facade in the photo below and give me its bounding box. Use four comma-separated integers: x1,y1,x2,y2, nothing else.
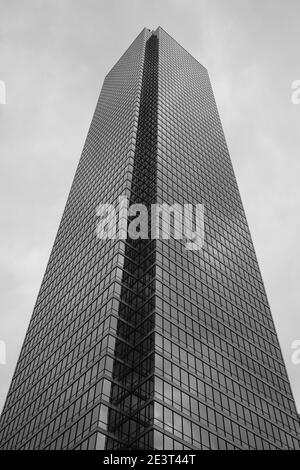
0,27,299,450
152,28,299,450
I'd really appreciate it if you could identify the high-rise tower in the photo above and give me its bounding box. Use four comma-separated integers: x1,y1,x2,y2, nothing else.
0,27,299,450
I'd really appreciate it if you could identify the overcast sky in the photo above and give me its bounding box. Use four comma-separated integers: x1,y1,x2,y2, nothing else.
0,0,300,413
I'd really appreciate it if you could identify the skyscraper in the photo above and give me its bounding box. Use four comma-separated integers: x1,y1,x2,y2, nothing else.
0,27,299,450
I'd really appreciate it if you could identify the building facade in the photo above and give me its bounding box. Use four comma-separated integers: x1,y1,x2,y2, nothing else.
0,27,299,450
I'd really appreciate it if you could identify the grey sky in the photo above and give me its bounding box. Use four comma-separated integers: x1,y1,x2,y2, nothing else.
0,0,299,413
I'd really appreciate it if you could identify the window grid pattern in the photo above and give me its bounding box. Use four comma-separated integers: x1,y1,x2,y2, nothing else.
0,27,299,451
0,28,151,450
106,33,158,450
153,27,300,450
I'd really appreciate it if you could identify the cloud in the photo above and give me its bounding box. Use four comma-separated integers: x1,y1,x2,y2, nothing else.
0,0,299,417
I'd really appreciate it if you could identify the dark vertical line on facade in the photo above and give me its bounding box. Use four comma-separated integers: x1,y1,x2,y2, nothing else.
106,33,158,450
